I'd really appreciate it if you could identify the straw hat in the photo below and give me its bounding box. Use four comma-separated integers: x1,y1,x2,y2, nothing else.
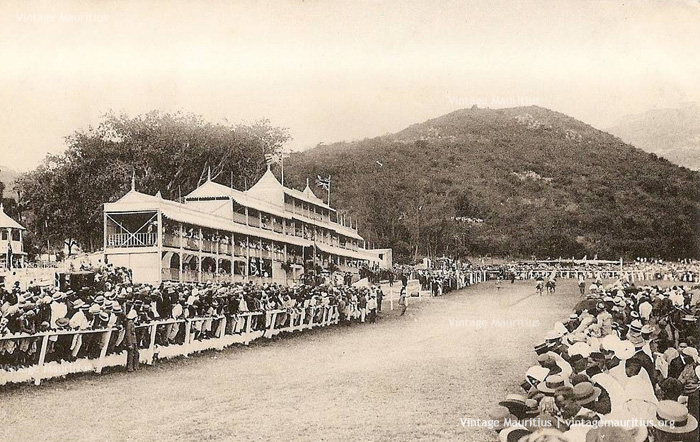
652,400,698,435
537,375,567,395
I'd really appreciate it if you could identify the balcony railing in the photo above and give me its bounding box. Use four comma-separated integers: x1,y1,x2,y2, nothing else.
163,234,181,248
106,233,157,248
202,240,216,253
184,237,200,251
182,270,198,283
201,271,216,283
161,268,180,281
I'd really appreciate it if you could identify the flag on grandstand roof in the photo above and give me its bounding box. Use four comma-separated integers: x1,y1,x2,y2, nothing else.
265,153,282,165
316,175,330,191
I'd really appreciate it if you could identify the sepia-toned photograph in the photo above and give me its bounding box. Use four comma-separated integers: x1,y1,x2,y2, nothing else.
0,1,699,441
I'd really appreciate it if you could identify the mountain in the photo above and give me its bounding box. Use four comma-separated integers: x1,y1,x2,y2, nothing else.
605,103,700,170
0,164,20,198
284,106,700,262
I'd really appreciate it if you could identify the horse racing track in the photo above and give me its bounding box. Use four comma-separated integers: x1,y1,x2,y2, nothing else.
0,280,580,442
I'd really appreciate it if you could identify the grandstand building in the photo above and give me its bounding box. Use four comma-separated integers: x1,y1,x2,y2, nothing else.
0,203,25,270
103,169,388,284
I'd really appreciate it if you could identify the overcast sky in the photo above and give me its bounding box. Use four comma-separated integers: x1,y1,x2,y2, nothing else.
1,0,699,171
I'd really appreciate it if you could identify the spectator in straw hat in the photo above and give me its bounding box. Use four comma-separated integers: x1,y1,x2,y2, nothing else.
650,400,698,442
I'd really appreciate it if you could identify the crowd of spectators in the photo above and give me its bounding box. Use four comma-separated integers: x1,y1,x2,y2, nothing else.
490,278,699,442
0,264,385,374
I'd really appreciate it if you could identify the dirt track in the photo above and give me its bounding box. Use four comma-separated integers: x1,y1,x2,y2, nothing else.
0,280,579,442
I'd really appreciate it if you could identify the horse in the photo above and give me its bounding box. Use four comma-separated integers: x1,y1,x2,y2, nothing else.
546,279,556,294
535,280,544,296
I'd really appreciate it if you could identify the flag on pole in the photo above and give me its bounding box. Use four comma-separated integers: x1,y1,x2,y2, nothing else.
265,153,282,166
315,175,330,191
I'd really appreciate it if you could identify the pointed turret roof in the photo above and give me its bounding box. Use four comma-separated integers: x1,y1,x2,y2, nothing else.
245,168,285,208
0,203,25,230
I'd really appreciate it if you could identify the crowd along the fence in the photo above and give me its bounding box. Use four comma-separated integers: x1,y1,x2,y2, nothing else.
1,305,341,387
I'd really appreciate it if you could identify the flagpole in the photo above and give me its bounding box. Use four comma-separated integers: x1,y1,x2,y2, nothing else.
328,175,331,206
281,155,284,186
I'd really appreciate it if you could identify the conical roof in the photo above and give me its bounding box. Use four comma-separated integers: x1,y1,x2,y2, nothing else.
0,204,25,230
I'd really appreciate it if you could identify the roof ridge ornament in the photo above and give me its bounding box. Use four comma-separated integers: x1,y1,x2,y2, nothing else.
131,170,136,191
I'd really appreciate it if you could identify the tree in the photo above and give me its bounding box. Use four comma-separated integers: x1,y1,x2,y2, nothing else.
16,111,291,253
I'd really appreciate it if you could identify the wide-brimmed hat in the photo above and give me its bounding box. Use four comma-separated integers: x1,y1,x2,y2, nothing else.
573,382,601,406
499,425,531,442
499,394,529,419
682,347,699,363
568,342,591,358
537,375,567,395
55,317,70,328
72,299,85,309
570,373,590,385
525,365,549,386
613,341,636,360
533,342,549,355
545,330,564,343
653,400,698,435
126,310,137,320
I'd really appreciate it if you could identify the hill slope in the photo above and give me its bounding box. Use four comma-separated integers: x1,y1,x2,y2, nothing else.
606,103,700,170
285,106,700,262
0,164,20,198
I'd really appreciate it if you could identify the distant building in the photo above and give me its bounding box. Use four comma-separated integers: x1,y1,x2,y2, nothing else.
366,248,393,270
104,169,388,285
0,203,25,269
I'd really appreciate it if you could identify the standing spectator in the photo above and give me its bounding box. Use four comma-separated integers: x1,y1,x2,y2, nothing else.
398,287,407,316
125,309,139,372
367,294,377,323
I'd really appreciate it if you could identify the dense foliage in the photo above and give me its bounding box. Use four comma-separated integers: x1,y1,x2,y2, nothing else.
285,106,700,263
16,111,289,254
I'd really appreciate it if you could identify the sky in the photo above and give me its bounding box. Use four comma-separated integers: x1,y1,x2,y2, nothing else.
1,0,699,171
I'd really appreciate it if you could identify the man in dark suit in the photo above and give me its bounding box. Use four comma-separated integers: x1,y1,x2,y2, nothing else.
125,310,139,372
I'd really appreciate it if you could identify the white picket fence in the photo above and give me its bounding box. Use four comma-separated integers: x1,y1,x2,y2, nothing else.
0,305,340,387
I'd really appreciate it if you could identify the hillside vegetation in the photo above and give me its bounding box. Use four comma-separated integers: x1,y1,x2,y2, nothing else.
285,106,700,262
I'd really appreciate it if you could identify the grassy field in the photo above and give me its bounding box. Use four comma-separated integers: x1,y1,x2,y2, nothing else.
1,280,583,442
